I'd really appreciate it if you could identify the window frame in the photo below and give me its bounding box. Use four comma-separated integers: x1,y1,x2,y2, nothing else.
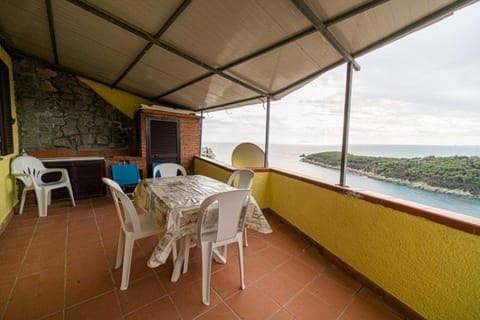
0,59,14,156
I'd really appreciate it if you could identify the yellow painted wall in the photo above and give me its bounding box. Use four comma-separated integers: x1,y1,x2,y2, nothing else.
194,158,232,184
78,77,152,118
0,46,19,225
78,77,195,119
193,158,270,209
269,172,480,320
195,158,480,319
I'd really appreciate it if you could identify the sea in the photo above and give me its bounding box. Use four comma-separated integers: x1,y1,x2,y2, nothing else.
203,142,480,219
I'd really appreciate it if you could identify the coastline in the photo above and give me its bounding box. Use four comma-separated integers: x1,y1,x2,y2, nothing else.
301,158,477,198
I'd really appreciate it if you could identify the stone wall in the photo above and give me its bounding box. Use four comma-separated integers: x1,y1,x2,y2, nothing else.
13,55,134,152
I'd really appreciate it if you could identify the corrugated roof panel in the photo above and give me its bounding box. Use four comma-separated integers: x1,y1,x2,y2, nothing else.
328,0,455,53
160,0,311,68
0,0,53,62
53,0,147,83
297,33,343,67
228,32,341,92
118,45,209,97
91,0,182,34
163,75,258,109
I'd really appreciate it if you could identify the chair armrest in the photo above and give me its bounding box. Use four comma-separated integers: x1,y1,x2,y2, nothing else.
41,168,70,182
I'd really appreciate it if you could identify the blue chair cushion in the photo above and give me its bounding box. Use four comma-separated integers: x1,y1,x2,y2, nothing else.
111,164,140,187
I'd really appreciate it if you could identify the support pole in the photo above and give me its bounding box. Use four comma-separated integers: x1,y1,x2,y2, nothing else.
340,62,353,186
264,97,271,168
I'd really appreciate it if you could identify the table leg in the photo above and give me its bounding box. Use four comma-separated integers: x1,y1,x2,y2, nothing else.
171,237,186,282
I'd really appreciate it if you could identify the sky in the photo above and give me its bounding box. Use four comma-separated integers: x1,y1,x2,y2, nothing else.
202,2,480,146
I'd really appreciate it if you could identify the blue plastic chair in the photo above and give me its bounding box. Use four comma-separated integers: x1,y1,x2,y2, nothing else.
111,164,141,193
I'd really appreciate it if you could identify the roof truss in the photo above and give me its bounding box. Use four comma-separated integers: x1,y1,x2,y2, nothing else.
0,0,476,111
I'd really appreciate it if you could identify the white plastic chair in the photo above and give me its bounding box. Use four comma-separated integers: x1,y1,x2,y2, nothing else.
227,169,254,246
227,169,255,189
184,189,251,305
102,177,177,290
153,163,187,178
11,155,76,217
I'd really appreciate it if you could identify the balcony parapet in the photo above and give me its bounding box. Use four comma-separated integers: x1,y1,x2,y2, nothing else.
195,156,480,235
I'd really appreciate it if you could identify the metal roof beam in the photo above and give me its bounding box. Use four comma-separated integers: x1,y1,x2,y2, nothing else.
153,28,315,100
155,0,387,100
326,0,389,26
153,73,212,100
66,0,269,97
291,0,361,71
111,0,192,87
45,0,59,65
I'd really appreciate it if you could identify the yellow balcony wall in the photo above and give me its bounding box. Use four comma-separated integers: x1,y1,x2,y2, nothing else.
193,157,270,209
194,157,480,319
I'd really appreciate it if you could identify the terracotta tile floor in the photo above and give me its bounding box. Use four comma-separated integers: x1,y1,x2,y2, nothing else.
0,198,407,320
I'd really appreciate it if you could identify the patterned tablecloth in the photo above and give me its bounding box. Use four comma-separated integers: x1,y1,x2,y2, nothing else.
134,175,272,268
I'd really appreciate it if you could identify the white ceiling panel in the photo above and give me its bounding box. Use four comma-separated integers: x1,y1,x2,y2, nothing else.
53,0,147,83
163,75,258,109
328,0,454,53
228,32,341,93
160,0,311,68
305,0,373,20
0,0,53,62
119,45,209,97
92,0,183,34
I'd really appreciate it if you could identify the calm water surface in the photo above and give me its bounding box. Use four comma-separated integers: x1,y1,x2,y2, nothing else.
204,142,480,219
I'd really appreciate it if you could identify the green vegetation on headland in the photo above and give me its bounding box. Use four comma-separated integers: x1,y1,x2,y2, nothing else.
301,152,480,197
201,147,216,160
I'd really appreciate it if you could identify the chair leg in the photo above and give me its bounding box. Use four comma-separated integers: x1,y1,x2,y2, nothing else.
201,243,213,306
19,189,28,214
243,228,248,247
47,190,52,205
34,188,47,217
120,235,134,290
237,237,245,290
115,229,124,269
182,236,191,274
67,185,76,207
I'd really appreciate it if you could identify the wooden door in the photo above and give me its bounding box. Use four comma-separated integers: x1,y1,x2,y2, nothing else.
147,117,180,176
